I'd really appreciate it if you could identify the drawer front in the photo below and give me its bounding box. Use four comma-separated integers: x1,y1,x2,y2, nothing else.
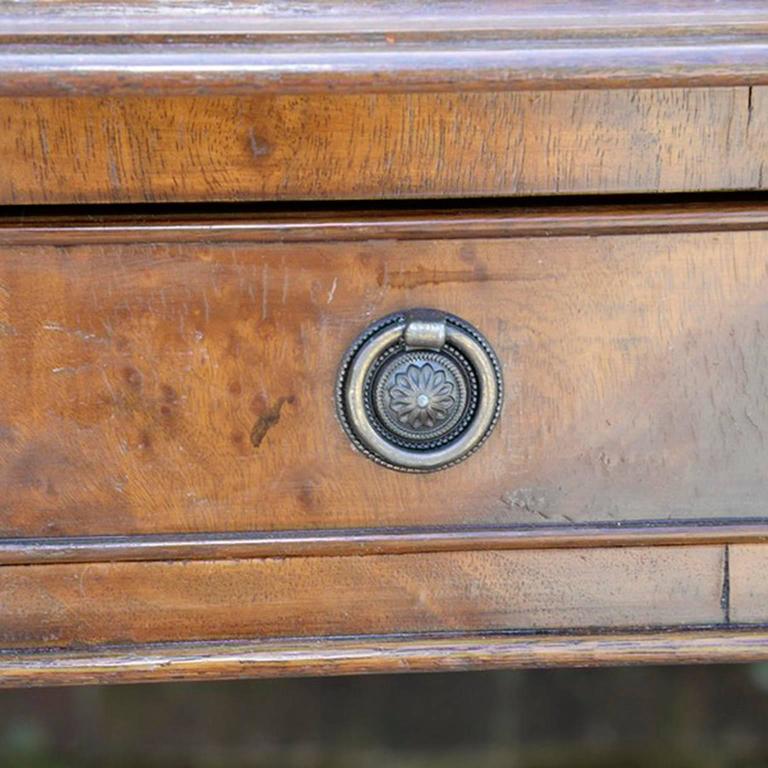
1,87,766,205
12,541,768,685
0,546,726,649
1,205,768,539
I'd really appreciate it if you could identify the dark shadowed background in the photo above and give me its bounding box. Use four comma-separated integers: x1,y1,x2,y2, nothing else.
2,664,768,767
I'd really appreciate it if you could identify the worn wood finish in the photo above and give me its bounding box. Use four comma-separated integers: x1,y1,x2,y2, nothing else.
2,88,767,205
728,544,768,625
6,629,768,689
6,0,766,36
0,546,726,649
3,1,767,688
2,211,768,537
2,1,768,96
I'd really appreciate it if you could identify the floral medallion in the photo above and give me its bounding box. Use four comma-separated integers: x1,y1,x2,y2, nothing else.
373,350,469,443
388,363,456,428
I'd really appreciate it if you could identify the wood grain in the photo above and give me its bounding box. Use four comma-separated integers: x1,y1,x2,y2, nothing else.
2,211,768,536
1,88,766,204
728,544,768,625
3,0,766,686
2,1,768,96
0,546,726,649
5,629,768,689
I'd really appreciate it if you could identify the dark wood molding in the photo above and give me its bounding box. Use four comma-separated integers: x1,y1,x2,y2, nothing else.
3,201,768,245
4,629,768,687
3,521,768,567
1,1,768,95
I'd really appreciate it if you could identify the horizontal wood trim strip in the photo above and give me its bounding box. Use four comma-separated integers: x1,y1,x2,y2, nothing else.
4,628,768,687
4,202,768,245
4,1,765,36
2,522,768,566
0,546,726,649
2,2,768,95
3,40,767,97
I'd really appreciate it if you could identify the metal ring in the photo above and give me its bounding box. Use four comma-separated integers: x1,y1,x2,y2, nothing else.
336,310,503,472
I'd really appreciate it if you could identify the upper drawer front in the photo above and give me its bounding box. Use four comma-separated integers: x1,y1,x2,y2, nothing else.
2,88,767,204
1,206,768,538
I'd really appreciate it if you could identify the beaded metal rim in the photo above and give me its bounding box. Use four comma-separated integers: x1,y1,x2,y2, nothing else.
335,309,504,473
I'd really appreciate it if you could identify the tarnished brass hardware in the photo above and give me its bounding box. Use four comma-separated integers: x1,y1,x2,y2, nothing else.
336,309,503,472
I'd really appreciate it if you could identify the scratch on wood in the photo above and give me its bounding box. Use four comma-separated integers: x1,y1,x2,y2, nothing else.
327,277,338,304
281,266,289,305
261,262,269,320
501,488,552,521
51,364,93,375
42,323,106,344
100,369,116,401
250,395,295,448
248,129,270,158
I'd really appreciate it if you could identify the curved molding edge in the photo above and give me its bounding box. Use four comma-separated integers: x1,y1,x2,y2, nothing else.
4,629,768,687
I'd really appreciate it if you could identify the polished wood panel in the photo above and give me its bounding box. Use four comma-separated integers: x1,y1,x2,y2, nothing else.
0,546,725,649
2,212,768,536
5,629,768,689
2,1,767,96
1,88,766,204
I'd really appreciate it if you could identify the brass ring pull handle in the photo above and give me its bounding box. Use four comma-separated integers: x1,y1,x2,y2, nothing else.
336,309,503,472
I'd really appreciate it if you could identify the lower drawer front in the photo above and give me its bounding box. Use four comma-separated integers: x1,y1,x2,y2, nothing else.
0,546,728,649
1,207,768,538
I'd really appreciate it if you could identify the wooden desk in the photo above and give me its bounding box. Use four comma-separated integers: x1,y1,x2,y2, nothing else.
2,1,768,686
